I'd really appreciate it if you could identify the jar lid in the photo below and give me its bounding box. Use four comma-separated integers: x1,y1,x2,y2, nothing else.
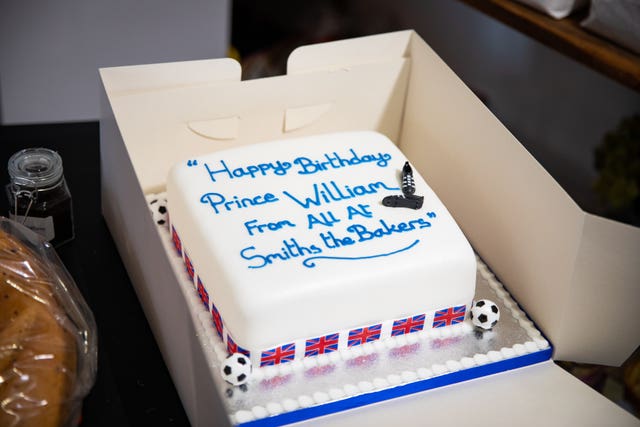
8,148,64,188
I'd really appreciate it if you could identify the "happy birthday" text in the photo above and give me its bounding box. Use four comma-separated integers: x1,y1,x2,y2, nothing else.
203,148,392,182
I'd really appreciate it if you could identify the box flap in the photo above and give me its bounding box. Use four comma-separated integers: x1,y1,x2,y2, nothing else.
100,35,412,192
99,58,241,94
287,30,411,74
400,32,639,366
561,213,640,365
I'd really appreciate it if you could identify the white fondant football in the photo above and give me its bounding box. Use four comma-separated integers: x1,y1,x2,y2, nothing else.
221,353,251,386
147,195,168,227
470,299,500,330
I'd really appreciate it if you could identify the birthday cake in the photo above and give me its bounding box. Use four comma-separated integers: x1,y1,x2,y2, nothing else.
165,131,477,369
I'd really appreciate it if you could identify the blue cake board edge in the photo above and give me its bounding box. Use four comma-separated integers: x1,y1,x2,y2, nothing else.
236,346,553,427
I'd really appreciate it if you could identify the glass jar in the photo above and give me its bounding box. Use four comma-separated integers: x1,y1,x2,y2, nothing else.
6,148,74,246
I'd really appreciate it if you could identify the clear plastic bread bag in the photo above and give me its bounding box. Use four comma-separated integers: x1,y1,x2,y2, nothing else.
0,217,97,427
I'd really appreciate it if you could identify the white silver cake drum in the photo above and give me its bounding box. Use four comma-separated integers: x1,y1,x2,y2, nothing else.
158,223,551,427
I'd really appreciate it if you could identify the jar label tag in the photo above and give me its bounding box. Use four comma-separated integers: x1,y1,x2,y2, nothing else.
9,214,55,241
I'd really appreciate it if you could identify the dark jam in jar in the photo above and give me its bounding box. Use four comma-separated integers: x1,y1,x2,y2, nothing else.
6,148,74,246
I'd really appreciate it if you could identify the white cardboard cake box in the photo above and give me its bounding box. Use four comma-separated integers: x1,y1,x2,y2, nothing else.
99,31,640,426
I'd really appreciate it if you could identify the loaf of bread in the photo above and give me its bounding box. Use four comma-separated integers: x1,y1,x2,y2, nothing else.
0,227,78,427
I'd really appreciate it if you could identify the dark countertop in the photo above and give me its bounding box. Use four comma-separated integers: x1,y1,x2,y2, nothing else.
0,122,190,427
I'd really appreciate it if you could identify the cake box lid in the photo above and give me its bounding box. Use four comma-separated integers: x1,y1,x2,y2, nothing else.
99,30,640,366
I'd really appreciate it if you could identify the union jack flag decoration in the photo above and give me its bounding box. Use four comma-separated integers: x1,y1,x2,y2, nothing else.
392,314,426,336
260,343,296,366
171,226,182,256
348,324,382,347
227,335,250,357
184,251,194,280
196,277,209,310
211,302,223,338
305,333,339,357
432,305,466,328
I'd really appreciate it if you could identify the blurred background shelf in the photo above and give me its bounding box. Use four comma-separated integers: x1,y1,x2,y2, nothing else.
456,0,640,92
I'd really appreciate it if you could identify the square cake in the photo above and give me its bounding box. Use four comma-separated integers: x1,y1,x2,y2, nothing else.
166,131,476,367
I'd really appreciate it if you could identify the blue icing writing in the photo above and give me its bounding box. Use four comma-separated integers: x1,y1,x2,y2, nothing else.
294,149,392,175
302,239,420,268
204,159,292,182
200,192,278,214
346,204,372,219
320,231,356,248
244,219,296,236
346,218,431,241
240,239,322,269
283,181,398,209
307,211,341,229
200,148,391,183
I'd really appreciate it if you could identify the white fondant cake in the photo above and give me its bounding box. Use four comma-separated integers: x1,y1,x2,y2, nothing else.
166,131,476,367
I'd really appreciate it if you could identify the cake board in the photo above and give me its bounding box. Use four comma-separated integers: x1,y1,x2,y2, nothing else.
155,218,552,427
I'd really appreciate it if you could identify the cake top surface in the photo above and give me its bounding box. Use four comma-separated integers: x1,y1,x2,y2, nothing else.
167,131,475,347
